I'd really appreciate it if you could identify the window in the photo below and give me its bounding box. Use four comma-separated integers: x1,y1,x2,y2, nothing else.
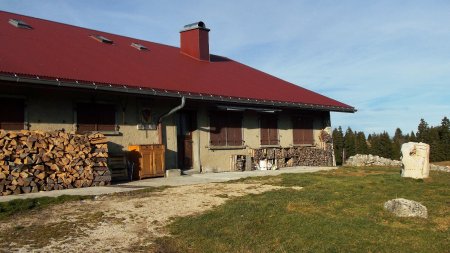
260,114,279,145
209,111,243,146
0,98,25,130
293,116,314,145
131,42,148,51
77,103,116,133
90,35,113,44
8,19,32,29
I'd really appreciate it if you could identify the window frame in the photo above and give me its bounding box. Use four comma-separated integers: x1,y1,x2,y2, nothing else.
75,102,119,135
292,116,314,146
259,114,279,146
0,97,26,131
209,111,244,148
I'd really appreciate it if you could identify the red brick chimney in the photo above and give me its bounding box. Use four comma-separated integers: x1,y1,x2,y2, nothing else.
180,21,210,61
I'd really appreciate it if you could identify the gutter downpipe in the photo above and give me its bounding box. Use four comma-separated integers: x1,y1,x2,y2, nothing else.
157,96,186,144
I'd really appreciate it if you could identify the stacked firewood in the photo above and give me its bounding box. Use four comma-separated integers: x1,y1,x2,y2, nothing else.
252,145,333,169
0,130,111,196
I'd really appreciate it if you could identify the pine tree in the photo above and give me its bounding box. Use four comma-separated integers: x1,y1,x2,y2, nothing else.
392,128,404,160
332,127,344,165
379,131,393,159
409,131,416,142
368,133,381,156
355,131,368,154
344,127,356,158
429,126,442,162
417,118,430,143
439,117,450,161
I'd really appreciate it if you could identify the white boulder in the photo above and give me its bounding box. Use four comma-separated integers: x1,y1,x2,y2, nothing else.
401,142,430,179
384,198,428,218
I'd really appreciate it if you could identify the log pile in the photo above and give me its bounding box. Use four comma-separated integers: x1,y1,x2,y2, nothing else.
0,130,111,196
252,145,333,169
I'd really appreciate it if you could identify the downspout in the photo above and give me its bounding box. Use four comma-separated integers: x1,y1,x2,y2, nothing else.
157,96,186,144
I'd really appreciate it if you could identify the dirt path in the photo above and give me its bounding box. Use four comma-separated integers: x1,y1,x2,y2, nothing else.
0,182,301,252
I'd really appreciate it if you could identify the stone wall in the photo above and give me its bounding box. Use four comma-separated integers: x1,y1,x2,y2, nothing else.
345,154,450,172
345,154,402,167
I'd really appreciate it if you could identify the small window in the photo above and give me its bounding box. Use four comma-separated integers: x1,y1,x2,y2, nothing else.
260,114,279,146
90,35,113,44
77,103,116,133
0,98,25,130
210,111,243,146
293,116,314,145
8,19,32,29
131,43,148,51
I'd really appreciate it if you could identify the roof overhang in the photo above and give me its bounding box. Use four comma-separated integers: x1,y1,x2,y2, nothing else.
0,73,357,113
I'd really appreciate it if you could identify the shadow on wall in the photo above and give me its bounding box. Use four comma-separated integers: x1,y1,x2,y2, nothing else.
107,141,125,154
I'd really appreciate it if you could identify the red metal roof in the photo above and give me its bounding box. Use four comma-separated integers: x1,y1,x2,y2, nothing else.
0,11,354,112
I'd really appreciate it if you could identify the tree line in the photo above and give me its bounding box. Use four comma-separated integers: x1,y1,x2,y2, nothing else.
332,116,450,165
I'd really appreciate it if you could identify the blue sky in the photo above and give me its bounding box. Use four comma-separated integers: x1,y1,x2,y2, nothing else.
2,0,449,136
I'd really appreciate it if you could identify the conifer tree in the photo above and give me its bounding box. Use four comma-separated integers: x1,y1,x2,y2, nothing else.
332,127,344,165
344,127,356,158
392,128,404,160
355,131,369,154
379,131,393,159
409,131,416,142
439,117,450,160
417,118,430,143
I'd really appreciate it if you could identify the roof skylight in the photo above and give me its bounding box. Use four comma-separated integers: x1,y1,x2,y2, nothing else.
90,34,113,44
131,43,148,51
8,19,32,29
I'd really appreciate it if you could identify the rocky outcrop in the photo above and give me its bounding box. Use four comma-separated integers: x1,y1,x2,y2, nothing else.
401,142,430,179
344,154,402,167
384,198,428,218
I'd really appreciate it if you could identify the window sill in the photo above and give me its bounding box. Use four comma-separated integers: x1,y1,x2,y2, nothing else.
291,144,315,147
260,145,281,148
77,131,122,136
208,145,246,150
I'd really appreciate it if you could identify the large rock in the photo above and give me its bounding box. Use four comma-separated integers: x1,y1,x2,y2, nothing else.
384,198,428,218
401,142,430,179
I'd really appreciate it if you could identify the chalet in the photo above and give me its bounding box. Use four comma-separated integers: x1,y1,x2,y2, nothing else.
0,11,355,179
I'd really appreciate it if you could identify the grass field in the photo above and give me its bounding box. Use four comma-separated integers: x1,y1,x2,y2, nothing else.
156,167,450,252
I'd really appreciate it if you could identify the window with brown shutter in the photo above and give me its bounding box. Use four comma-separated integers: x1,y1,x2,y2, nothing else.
209,111,243,146
293,116,314,145
0,98,25,130
77,103,116,133
260,114,279,145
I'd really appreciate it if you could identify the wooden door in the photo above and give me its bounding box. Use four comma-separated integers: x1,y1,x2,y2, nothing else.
177,111,196,170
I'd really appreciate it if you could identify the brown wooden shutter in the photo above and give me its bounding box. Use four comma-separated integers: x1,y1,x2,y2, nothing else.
96,104,116,131
209,112,226,146
302,118,314,144
0,98,25,130
260,115,278,145
260,120,270,146
227,113,242,146
268,120,278,145
293,116,313,145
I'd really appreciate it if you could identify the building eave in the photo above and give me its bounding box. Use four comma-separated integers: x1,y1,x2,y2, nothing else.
0,73,356,113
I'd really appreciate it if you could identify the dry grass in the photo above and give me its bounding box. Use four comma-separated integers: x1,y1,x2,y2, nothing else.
433,161,450,166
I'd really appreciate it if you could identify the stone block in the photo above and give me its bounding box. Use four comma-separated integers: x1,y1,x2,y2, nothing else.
401,142,430,179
